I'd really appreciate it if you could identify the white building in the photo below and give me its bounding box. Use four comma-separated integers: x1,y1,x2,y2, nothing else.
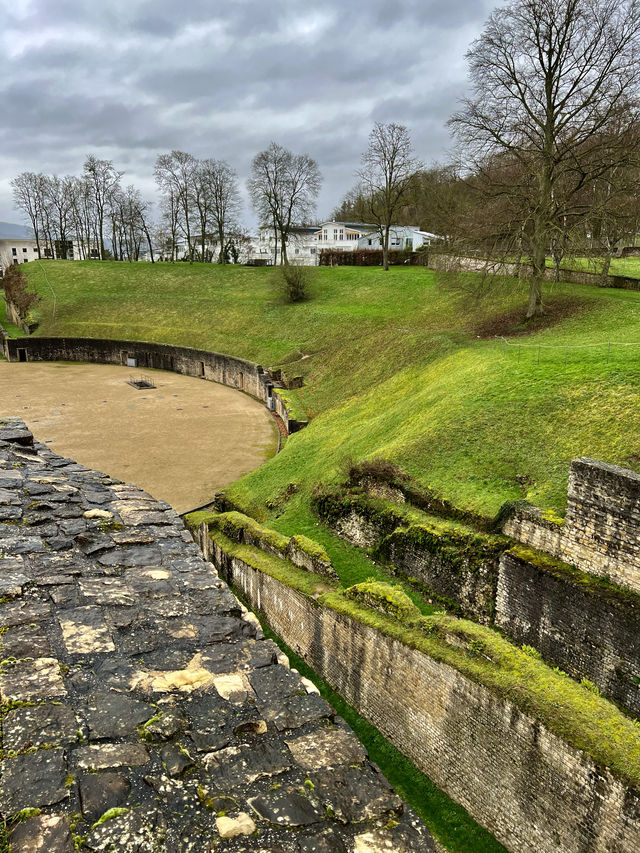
0,238,44,271
248,221,439,266
0,237,102,273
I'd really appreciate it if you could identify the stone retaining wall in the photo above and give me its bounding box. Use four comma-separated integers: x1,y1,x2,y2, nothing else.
427,254,640,291
197,528,640,853
496,550,640,715
4,336,269,400
503,458,640,595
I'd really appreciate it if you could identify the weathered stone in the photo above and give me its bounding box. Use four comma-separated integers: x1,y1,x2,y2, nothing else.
309,765,403,822
203,741,291,788
160,744,195,778
97,545,163,567
59,606,115,654
263,693,333,732
10,814,74,853
249,664,305,702
297,830,349,853
215,812,256,838
3,703,78,751
1,623,52,658
84,808,166,852
286,728,367,770
79,577,137,607
0,657,67,701
0,749,68,814
0,598,50,627
74,743,150,771
79,772,131,822
142,708,188,741
85,691,154,739
248,789,323,826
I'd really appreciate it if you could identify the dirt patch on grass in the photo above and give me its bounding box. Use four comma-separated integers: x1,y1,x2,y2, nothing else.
473,295,594,339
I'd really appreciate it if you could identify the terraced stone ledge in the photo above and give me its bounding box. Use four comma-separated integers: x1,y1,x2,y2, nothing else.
0,418,434,853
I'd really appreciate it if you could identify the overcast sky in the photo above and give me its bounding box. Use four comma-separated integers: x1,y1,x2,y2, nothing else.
0,0,495,227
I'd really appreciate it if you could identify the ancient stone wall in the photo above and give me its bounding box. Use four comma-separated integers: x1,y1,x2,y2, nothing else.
427,254,640,291
6,335,271,402
503,458,640,594
495,550,640,715
317,498,504,623
201,531,640,853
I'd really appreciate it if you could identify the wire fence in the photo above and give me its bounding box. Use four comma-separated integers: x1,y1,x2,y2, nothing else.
494,336,640,367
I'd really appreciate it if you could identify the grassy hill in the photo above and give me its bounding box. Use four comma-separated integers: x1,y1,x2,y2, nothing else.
21,259,640,518
15,258,640,853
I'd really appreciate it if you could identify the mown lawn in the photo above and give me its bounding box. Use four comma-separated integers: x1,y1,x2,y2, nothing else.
22,259,640,516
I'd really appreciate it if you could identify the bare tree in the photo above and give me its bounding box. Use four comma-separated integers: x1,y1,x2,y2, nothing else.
248,142,321,265
356,122,421,270
154,151,198,263
83,155,123,259
449,0,640,317
11,172,46,256
203,159,242,264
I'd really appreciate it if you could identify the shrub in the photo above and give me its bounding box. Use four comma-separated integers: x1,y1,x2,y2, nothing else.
273,263,314,303
1,265,40,321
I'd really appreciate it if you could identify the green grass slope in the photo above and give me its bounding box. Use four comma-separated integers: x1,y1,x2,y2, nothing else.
22,259,640,515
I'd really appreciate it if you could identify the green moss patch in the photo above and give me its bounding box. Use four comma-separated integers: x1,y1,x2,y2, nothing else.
345,580,420,620
508,545,640,611
321,591,640,789
210,529,335,598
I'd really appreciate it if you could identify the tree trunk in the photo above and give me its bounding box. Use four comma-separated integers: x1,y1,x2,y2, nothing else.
382,226,389,271
218,228,226,264
600,252,613,286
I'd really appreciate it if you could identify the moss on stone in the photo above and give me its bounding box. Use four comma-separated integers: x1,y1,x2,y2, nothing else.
508,545,640,611
345,580,419,620
289,534,331,564
321,591,640,789
210,529,335,598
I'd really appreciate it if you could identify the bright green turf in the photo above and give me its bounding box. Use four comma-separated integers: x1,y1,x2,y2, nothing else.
22,259,640,515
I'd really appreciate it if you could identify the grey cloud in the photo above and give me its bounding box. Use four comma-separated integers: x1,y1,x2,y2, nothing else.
0,0,496,222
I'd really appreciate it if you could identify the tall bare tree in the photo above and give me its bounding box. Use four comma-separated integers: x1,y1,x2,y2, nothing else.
11,172,46,256
154,151,198,263
83,155,123,259
204,159,242,264
248,142,321,265
449,0,640,317
357,122,421,270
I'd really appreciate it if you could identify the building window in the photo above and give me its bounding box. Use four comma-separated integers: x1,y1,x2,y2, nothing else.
22,247,27,252
368,239,372,246
295,248,299,254
310,247,315,253
12,248,17,256
339,230,344,239
323,230,327,240
33,247,38,252
333,229,338,239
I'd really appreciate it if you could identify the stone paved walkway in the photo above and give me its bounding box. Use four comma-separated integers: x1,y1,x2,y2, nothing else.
0,418,434,852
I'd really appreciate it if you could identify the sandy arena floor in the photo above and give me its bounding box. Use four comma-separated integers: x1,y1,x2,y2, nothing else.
0,361,277,513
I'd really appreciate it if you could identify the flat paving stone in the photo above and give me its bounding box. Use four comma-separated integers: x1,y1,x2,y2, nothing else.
79,772,131,822
0,421,434,852
10,814,74,853
3,703,78,751
0,749,68,814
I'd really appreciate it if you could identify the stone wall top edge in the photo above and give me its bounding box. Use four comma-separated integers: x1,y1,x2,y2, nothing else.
570,457,640,488
8,336,265,374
